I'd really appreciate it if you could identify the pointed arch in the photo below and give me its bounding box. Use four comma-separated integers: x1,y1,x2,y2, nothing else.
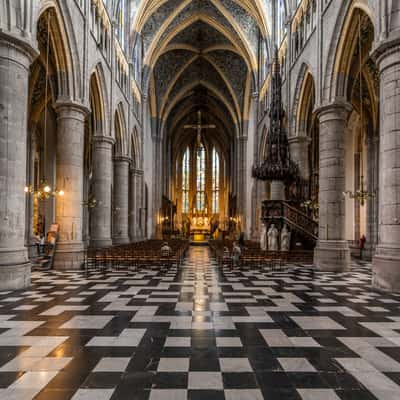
130,126,141,168
36,1,81,99
114,103,128,156
296,71,316,137
323,1,375,102
89,64,109,136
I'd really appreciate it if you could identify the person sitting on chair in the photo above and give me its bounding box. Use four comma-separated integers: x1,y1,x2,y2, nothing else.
160,242,172,257
36,234,45,255
232,241,242,268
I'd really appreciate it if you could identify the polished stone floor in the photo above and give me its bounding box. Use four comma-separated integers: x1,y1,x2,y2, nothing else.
0,247,399,399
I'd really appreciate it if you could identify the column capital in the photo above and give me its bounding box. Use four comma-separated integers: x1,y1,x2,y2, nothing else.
92,135,115,146
372,35,400,69
54,100,90,120
130,167,143,175
288,135,312,145
315,100,352,122
0,33,38,69
114,155,131,164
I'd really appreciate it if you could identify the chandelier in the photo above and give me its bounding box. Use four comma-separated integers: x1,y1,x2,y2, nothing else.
25,12,64,200
82,193,98,208
25,181,64,200
342,14,375,207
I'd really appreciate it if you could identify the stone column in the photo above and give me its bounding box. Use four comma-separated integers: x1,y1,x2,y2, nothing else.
137,170,144,239
0,38,36,289
238,136,247,231
129,167,137,242
289,136,311,180
314,102,351,272
270,181,286,200
365,136,379,259
152,136,162,238
54,102,89,269
113,156,130,244
372,38,400,291
25,127,38,248
90,135,114,248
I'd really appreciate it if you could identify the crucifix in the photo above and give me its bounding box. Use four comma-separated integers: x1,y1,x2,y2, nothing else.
184,110,216,147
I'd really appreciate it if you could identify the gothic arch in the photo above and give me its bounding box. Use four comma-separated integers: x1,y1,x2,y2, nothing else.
89,64,109,136
114,104,128,156
322,0,375,102
130,127,141,168
296,71,316,137
291,62,312,136
36,1,81,99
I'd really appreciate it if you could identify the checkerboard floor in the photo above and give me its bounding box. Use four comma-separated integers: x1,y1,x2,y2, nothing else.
0,246,399,399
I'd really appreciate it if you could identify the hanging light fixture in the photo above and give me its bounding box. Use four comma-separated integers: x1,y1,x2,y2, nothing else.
25,11,64,200
343,13,375,206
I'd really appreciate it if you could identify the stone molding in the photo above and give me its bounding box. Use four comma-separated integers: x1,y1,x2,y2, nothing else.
0,31,38,67
113,155,132,164
54,100,90,120
315,101,353,122
92,135,115,146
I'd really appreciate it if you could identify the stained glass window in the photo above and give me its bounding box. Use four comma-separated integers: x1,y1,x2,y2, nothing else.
212,148,220,213
115,0,125,49
196,144,206,211
182,147,190,213
277,0,286,45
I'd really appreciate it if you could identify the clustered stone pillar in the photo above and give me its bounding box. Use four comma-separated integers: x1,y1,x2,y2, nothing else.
136,170,144,239
26,128,38,248
0,38,36,289
90,135,114,248
314,102,351,272
237,136,247,230
152,136,162,238
129,167,137,242
113,156,130,244
365,136,379,259
54,102,89,269
372,39,400,291
289,136,311,181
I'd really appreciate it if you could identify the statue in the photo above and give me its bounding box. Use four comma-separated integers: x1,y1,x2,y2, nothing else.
267,224,279,251
260,224,267,251
281,224,291,251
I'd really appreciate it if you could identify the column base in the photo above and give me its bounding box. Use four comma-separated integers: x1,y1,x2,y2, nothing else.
314,240,350,272
112,237,130,245
54,242,85,270
372,248,400,292
89,239,113,248
0,248,31,289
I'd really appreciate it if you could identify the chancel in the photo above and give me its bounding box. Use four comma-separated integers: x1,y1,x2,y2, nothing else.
1,1,400,399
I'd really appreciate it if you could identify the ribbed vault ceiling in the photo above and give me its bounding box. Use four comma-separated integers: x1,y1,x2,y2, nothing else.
132,0,270,147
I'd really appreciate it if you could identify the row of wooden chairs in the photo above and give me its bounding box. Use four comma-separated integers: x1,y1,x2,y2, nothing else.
209,240,313,271
84,239,189,274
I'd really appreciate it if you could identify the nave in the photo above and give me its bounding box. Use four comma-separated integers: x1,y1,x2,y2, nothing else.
0,247,399,399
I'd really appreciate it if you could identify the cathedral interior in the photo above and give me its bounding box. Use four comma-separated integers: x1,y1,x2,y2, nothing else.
0,0,400,399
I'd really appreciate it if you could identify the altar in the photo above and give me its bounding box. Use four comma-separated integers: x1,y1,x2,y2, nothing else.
190,214,211,244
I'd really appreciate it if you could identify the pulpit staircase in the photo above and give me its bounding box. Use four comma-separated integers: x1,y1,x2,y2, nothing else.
262,200,318,250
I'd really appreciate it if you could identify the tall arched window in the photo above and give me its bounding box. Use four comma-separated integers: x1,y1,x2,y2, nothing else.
277,0,286,45
196,144,206,211
182,147,190,213
212,148,220,213
115,0,125,49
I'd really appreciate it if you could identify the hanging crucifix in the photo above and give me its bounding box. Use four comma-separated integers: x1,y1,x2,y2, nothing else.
184,110,216,148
